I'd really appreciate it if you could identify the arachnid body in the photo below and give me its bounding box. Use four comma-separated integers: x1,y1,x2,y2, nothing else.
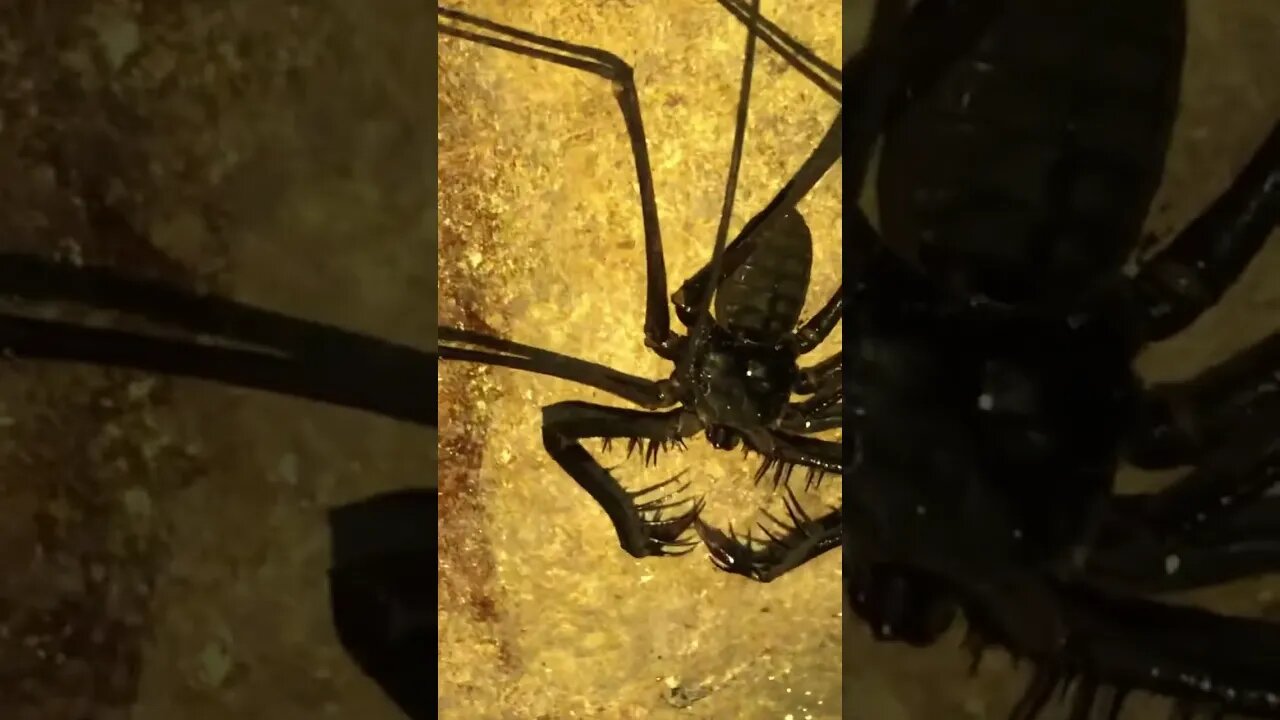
842,0,1280,718
438,0,844,715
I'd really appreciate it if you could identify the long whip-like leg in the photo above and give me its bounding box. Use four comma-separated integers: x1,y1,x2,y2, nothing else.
714,0,841,100
0,255,431,426
0,253,419,366
0,313,431,426
438,5,681,357
439,326,672,410
676,0,765,378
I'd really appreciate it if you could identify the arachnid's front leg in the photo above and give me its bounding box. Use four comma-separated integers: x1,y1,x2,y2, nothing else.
437,6,682,358
542,401,704,558
796,351,841,394
695,486,841,583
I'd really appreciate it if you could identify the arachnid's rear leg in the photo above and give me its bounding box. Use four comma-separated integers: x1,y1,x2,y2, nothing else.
1125,331,1280,469
437,6,681,358
695,486,841,582
542,401,704,558
671,116,843,327
1131,121,1280,342
780,391,842,435
796,351,841,393
1092,422,1280,593
440,326,673,409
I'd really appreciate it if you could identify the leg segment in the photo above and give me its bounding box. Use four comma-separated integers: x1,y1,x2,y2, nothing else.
1132,121,1280,342
1090,423,1280,594
793,285,843,353
695,485,842,582
714,0,841,101
796,351,841,394
779,353,842,433
542,401,704,558
779,390,842,434
1124,331,1280,469
440,326,672,409
438,6,681,357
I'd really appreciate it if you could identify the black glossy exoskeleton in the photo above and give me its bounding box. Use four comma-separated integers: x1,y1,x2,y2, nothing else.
843,0,1280,718
438,0,847,582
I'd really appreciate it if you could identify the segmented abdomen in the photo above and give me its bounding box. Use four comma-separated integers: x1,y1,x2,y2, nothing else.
714,209,814,343
878,0,1186,306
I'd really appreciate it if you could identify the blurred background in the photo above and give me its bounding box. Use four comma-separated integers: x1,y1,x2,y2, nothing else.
0,2,432,719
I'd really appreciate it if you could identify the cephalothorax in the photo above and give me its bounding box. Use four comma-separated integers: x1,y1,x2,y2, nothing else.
439,0,844,581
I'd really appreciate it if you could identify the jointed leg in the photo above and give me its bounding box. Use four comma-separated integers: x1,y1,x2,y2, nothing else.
438,6,681,357
542,401,704,557
780,390,842,435
439,326,673,409
1090,423,1280,594
779,353,842,433
1131,121,1280,342
670,0,851,319
742,431,842,497
793,286,843,352
1125,331,1280,469
714,0,841,101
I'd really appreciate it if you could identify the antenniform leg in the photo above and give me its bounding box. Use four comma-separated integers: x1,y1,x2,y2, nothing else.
438,6,681,357
1125,331,1280,469
1009,585,1280,719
